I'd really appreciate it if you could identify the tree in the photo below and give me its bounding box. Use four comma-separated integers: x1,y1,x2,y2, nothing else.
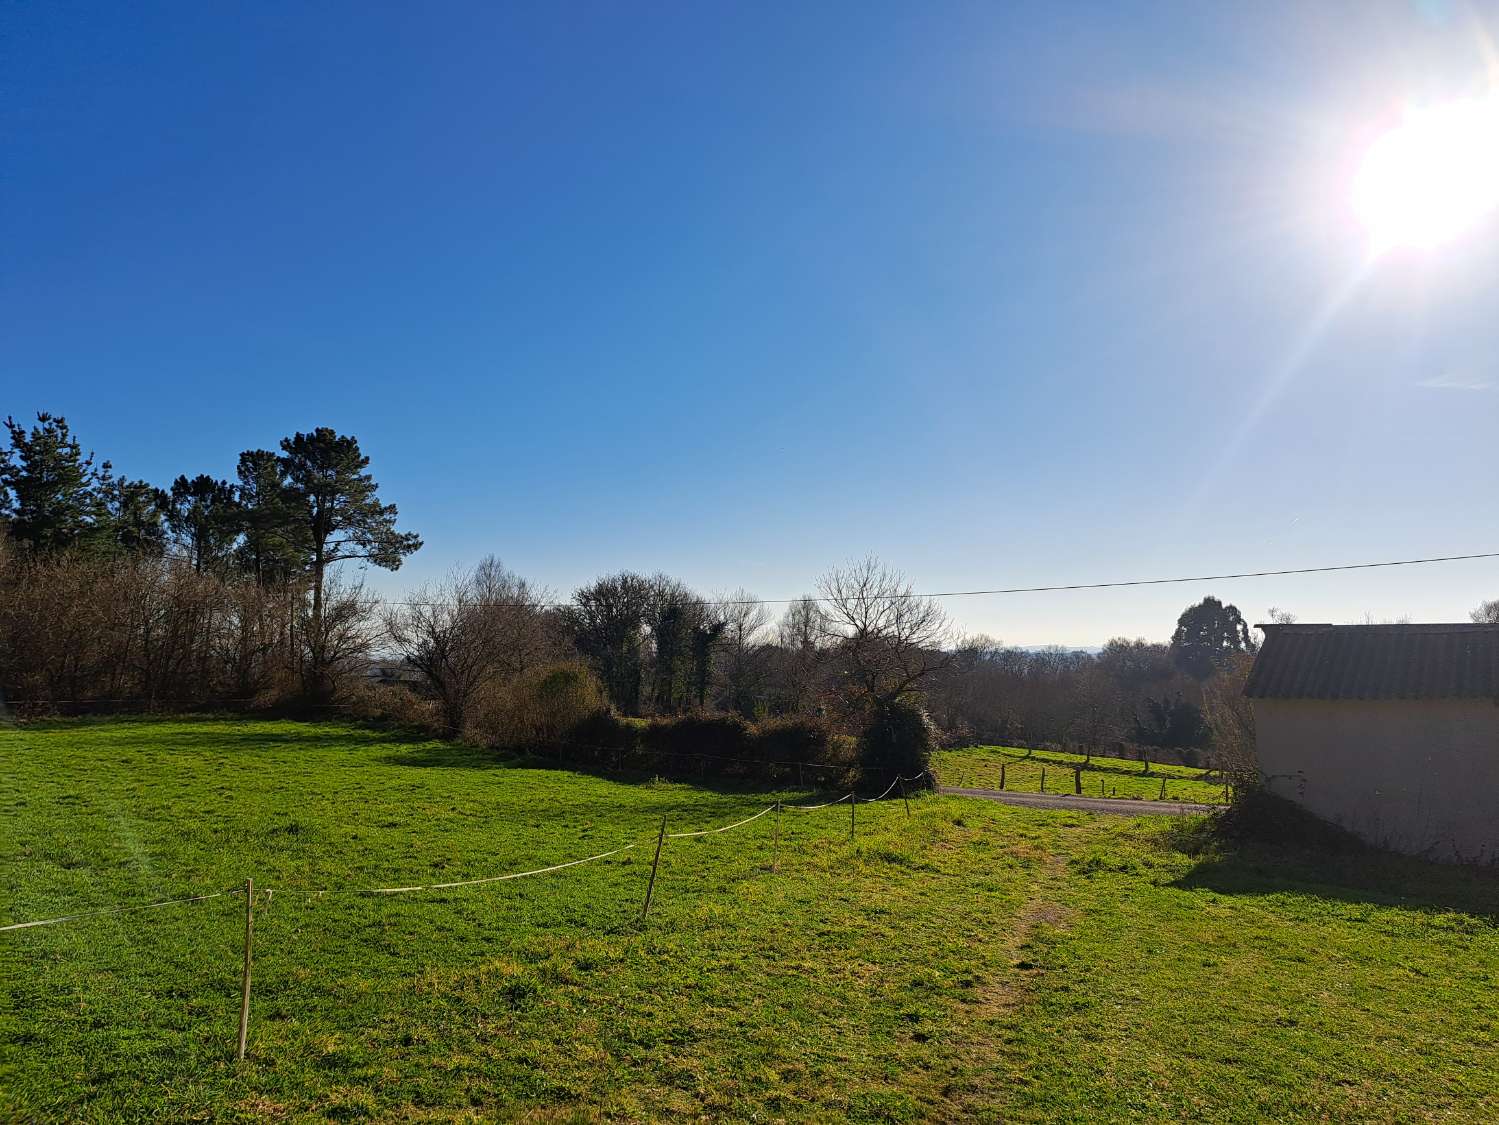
99,474,169,556
1202,651,1257,791
567,572,654,715
773,595,826,713
1470,599,1499,624
1096,637,1173,693
297,573,380,698
233,450,307,585
1068,662,1122,760
817,558,952,711
716,589,771,716
1169,595,1254,681
277,429,422,697
1132,692,1209,753
643,574,704,714
166,474,241,572
385,558,549,736
0,413,107,553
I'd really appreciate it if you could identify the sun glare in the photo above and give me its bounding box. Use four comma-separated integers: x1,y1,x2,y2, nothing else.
1353,94,1499,254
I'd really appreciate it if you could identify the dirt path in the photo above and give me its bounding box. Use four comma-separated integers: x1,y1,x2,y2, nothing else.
938,785,1217,816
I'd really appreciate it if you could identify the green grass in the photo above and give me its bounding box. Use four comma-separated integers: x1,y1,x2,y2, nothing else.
934,744,1229,804
4,718,1499,1121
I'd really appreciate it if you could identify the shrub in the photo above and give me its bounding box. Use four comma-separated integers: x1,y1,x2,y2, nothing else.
641,713,754,761
464,661,606,750
752,715,835,764
336,681,441,732
858,697,937,784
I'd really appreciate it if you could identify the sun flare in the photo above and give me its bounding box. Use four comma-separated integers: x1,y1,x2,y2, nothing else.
1353,94,1499,253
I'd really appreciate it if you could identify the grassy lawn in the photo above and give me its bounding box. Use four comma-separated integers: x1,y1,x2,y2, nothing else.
4,718,1498,1121
934,744,1229,805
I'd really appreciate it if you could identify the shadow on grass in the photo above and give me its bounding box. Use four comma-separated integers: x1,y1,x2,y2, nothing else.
1162,795,1499,920
378,742,894,804
1173,847,1499,920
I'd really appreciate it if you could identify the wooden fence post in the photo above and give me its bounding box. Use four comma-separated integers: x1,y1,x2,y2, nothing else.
999,762,1006,790
850,792,857,840
640,816,666,922
773,802,782,872
1159,778,1167,800
1040,766,1047,793
236,877,253,1062
1074,767,1081,795
899,777,910,818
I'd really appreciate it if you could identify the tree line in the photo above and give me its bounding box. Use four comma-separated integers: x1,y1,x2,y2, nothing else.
1,412,1282,777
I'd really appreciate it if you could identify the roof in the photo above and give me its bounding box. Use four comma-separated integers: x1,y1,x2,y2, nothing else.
1244,623,1499,701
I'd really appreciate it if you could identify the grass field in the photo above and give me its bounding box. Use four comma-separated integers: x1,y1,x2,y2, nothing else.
4,718,1499,1121
933,744,1229,805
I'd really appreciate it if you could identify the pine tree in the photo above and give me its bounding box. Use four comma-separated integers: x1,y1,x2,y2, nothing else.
0,413,108,552
277,428,422,696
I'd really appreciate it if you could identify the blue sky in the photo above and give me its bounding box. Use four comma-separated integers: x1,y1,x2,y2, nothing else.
4,1,1497,645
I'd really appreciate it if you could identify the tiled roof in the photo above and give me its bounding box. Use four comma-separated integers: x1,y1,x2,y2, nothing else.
1244,624,1499,701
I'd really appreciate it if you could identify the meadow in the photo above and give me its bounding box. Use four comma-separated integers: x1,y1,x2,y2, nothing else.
933,743,1228,805
4,718,1498,1121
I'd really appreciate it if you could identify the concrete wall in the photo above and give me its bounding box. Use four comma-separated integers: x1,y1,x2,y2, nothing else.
1253,698,1499,863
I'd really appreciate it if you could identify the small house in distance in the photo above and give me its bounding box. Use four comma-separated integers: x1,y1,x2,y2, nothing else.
1245,623,1499,864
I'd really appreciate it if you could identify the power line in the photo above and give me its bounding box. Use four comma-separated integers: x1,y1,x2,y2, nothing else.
376,550,1499,610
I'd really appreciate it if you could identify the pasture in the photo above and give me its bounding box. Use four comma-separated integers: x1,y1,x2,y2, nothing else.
4,718,1498,1121
933,743,1228,805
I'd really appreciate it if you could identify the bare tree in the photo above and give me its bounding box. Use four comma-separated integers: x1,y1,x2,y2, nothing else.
816,557,952,711
384,557,547,735
774,595,827,713
1068,662,1122,761
1470,599,1499,624
716,589,771,715
1202,650,1257,794
300,572,380,702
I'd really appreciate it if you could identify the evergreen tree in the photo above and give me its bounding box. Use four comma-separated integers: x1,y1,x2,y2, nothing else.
100,475,169,555
1169,595,1255,680
234,450,307,584
0,413,108,552
277,428,422,696
166,474,241,572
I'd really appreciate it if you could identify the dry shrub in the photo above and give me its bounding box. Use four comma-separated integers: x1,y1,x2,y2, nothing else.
336,680,442,732
464,661,605,750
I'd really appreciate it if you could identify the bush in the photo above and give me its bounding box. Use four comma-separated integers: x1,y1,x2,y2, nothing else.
641,713,754,762
751,715,835,764
858,698,937,784
336,681,441,732
464,661,606,750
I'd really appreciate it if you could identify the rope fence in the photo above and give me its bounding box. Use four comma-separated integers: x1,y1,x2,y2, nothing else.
2,769,932,1060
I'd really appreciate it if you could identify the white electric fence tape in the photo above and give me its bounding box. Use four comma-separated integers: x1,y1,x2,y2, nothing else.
666,805,776,839
785,792,853,811
0,888,243,932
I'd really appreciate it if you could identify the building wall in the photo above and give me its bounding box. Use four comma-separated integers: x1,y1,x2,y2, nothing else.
1253,698,1499,863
